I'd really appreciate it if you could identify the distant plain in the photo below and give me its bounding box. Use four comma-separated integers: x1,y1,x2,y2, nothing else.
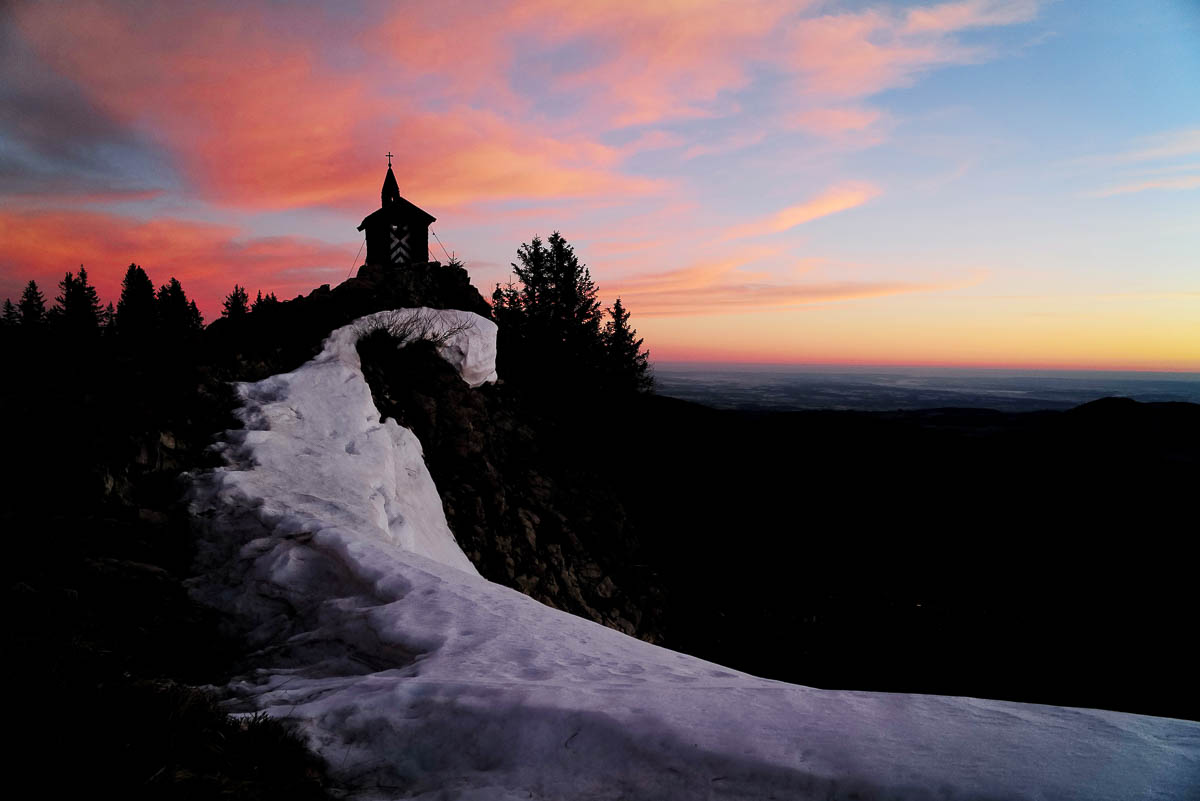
653,363,1200,412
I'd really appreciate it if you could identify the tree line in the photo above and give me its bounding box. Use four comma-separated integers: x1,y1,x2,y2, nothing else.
492,231,651,394
1,264,278,340
3,232,650,393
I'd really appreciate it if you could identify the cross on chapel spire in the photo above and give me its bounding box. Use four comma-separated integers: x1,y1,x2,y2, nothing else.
386,151,394,167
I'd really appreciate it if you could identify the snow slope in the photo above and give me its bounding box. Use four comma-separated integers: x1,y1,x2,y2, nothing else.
188,309,1199,800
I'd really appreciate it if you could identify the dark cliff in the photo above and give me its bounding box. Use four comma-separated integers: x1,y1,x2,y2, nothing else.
359,334,667,642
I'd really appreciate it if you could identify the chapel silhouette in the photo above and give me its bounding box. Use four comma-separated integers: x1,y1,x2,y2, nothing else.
358,154,435,266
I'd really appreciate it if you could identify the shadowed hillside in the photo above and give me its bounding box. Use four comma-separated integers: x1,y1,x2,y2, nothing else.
3,256,1195,801
355,324,1199,720
2,260,491,798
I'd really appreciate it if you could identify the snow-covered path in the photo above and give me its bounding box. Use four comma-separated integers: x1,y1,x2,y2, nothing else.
187,309,1199,800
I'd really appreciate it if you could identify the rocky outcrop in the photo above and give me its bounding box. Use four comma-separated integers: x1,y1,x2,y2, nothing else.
358,334,666,643
205,260,492,380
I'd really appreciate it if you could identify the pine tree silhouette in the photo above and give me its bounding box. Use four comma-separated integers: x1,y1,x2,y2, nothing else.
501,232,606,387
116,263,157,337
54,266,103,334
602,297,652,392
251,290,279,314
547,231,602,348
158,278,203,336
222,284,250,320
2,299,18,327
187,299,204,330
19,280,47,327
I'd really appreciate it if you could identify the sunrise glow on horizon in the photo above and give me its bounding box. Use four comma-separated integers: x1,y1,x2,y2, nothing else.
2,1,1197,370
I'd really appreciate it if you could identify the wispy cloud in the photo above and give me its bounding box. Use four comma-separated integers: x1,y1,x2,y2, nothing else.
720,183,881,241
607,251,975,316
787,107,884,136
1089,173,1200,198
1101,128,1200,165
785,2,1039,98
903,1,1039,35
1081,128,1200,197
681,131,769,161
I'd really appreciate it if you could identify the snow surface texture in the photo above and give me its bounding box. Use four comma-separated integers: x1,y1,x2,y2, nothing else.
189,309,1199,800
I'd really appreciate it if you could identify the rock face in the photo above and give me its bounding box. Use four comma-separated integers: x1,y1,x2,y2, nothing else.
358,334,666,643
205,260,492,380
346,260,491,319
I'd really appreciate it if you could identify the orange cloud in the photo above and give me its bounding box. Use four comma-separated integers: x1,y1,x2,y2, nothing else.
0,209,353,319
606,251,968,316
720,182,881,240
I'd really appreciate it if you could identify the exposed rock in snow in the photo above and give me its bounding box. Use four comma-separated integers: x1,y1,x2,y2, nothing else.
188,310,1199,800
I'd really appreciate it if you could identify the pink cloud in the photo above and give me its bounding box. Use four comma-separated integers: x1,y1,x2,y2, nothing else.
10,2,666,213
4,0,1037,334
9,0,1041,217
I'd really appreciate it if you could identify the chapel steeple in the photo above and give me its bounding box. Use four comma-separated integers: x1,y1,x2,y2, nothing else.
381,152,401,208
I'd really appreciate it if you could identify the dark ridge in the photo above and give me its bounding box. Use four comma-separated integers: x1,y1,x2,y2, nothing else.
205,260,490,379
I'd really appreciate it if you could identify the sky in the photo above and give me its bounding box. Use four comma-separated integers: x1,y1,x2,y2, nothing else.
1,0,1198,369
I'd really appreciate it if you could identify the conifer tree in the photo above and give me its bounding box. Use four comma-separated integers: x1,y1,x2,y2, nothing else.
18,280,47,326
102,302,116,331
547,231,602,341
251,290,279,313
511,235,552,329
116,263,157,336
54,266,103,334
506,232,604,370
2,299,18,327
493,230,656,393
601,297,652,393
157,278,203,335
187,299,204,330
222,284,249,320
490,280,520,329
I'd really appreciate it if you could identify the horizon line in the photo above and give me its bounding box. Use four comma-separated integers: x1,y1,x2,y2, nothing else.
650,359,1200,375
